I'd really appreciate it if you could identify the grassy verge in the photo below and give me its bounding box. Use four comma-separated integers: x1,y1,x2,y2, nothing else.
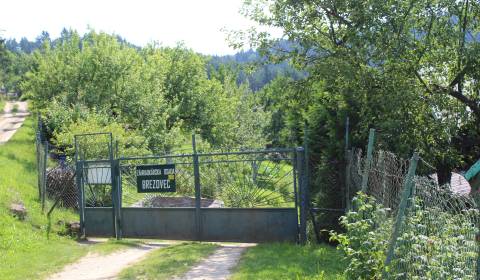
231,243,346,280
0,117,88,280
90,239,153,255
118,242,218,280
0,97,5,113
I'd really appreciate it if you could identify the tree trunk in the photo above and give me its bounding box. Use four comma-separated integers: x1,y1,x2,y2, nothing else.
436,163,452,187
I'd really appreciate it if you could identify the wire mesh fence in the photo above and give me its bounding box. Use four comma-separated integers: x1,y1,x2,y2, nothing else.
346,148,410,212
389,175,480,279
344,147,480,279
36,127,78,212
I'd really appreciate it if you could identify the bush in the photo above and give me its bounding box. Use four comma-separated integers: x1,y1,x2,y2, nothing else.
330,192,392,280
53,111,149,159
389,200,479,279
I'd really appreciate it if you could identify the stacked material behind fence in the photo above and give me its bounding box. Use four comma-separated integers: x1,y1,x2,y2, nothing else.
36,129,78,212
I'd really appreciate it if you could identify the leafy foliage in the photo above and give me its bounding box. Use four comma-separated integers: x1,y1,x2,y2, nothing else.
330,193,392,279
22,30,269,154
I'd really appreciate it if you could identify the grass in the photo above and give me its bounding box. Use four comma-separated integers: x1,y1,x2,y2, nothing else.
0,97,5,113
11,104,19,114
231,243,346,280
118,242,218,280
0,117,88,280
90,239,151,255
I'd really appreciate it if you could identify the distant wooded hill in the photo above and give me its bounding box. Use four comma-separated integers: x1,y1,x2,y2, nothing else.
208,49,306,91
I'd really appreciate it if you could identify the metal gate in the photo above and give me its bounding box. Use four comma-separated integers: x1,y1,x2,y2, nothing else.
76,134,308,243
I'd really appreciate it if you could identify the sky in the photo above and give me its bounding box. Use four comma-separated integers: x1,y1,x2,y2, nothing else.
0,0,275,55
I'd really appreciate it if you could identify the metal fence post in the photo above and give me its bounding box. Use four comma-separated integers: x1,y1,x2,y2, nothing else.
343,117,350,210
292,150,300,243
383,152,419,275
345,149,353,210
192,134,202,241
108,142,120,239
76,160,86,238
361,128,375,193
111,159,121,240
296,147,307,244
303,122,310,215
41,141,48,212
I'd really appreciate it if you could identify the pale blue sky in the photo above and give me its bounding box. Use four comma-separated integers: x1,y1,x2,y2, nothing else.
0,0,275,55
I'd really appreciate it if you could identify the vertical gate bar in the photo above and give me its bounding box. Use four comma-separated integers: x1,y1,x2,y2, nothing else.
361,128,375,193
192,134,202,241
383,152,419,275
292,150,299,242
108,142,118,239
113,159,122,239
296,147,306,244
76,160,85,238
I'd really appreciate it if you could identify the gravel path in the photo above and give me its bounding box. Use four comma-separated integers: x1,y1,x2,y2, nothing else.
0,101,29,144
174,244,254,280
47,243,167,280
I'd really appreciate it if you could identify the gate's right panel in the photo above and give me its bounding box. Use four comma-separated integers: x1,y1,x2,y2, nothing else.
201,208,297,242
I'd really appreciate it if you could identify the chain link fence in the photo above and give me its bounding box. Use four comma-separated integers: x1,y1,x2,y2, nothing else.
36,119,78,213
344,145,480,279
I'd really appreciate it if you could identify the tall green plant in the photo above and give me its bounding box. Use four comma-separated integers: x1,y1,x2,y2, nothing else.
330,193,392,279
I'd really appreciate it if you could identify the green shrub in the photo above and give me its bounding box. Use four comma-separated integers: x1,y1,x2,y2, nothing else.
53,111,149,159
330,193,392,280
389,201,478,279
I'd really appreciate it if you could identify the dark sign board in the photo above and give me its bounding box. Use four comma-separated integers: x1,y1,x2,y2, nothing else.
136,164,176,193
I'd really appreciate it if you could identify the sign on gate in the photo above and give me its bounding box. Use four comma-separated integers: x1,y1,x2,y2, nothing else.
136,164,176,193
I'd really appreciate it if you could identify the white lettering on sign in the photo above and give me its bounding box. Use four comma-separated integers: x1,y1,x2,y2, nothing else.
137,169,162,176
163,168,175,175
141,179,171,190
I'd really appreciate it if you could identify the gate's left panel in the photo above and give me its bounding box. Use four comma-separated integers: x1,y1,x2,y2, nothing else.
81,161,116,237
75,132,117,238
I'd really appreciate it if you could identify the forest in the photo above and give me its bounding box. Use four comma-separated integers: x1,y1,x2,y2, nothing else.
1,0,480,229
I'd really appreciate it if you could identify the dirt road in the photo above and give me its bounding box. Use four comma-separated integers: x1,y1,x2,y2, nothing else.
174,244,254,280
47,243,168,280
0,101,29,144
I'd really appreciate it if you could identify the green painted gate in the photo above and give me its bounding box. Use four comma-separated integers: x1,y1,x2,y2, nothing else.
75,133,308,243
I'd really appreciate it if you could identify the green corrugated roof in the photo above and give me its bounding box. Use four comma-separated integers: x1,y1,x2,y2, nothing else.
464,159,480,181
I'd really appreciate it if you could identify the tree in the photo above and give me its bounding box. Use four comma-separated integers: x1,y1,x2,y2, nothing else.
239,0,480,187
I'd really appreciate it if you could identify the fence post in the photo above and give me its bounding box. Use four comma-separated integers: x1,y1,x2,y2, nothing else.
292,150,300,242
41,141,48,212
76,160,86,238
303,122,310,213
35,134,41,199
192,134,202,241
383,152,419,275
345,149,353,210
111,159,121,240
361,128,375,193
296,147,307,244
344,117,350,210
